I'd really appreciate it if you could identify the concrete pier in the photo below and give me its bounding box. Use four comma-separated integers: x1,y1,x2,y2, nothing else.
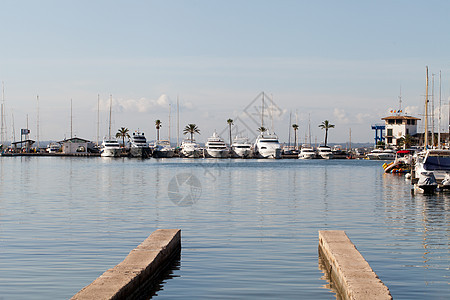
72,229,181,300
318,230,392,300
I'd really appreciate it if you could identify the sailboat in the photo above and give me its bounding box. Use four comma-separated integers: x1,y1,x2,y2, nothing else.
413,67,450,192
100,95,121,157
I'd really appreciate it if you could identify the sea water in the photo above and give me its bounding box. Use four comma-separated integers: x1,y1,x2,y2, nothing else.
0,157,448,299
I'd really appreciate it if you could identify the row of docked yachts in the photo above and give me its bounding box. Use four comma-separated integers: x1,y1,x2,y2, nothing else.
99,130,283,159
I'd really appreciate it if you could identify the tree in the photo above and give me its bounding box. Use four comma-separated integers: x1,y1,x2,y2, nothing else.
116,127,130,147
257,126,267,134
183,124,200,141
398,134,412,149
227,119,234,146
318,120,335,147
155,120,162,142
292,124,299,149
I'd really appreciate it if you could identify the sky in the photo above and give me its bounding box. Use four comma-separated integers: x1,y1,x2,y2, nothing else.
1,0,450,145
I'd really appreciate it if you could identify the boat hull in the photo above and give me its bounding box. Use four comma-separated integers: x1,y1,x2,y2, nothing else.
130,146,151,158
205,149,229,158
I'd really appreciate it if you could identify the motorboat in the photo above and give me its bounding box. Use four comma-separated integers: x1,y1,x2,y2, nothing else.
129,131,151,158
317,145,333,159
231,136,253,158
153,140,175,158
383,150,414,173
366,148,395,160
180,139,201,158
413,149,450,192
46,142,61,153
205,131,229,158
253,132,282,159
298,145,316,159
100,138,121,157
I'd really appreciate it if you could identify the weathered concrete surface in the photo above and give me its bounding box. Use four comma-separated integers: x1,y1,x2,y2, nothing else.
72,229,181,300
319,230,392,300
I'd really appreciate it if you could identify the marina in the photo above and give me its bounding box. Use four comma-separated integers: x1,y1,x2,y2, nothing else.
0,157,448,299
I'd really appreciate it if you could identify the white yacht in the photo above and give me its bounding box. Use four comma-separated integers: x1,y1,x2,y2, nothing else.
100,139,121,157
366,148,395,160
153,140,175,158
414,149,450,193
180,139,201,158
129,131,151,158
205,131,229,158
317,145,333,159
253,132,282,159
231,136,253,158
298,145,316,159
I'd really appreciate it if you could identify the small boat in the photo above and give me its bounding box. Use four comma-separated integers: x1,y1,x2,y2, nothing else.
46,142,61,153
231,136,253,158
366,148,395,160
254,132,282,159
317,145,333,159
298,145,316,159
383,150,413,173
100,139,121,157
180,139,201,158
413,149,450,192
129,131,151,158
153,140,175,158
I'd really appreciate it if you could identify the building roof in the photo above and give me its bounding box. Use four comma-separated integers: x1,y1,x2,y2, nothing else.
59,137,92,143
381,115,421,121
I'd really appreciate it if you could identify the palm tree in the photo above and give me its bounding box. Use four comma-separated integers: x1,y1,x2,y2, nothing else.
155,120,162,142
257,126,267,134
318,120,335,147
116,127,130,147
227,119,234,146
183,124,200,141
292,124,299,149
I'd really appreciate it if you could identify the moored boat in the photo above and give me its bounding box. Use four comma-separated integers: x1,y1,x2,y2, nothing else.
205,131,229,158
153,140,175,158
180,139,201,158
298,145,316,159
129,131,151,158
253,132,282,159
317,145,333,159
100,139,121,157
231,136,253,158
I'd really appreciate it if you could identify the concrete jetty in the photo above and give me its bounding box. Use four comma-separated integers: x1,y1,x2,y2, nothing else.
318,230,392,300
72,229,181,300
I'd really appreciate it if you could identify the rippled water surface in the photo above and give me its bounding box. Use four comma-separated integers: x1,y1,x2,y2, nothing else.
0,157,448,299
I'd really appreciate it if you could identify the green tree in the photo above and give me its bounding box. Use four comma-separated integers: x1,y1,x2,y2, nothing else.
318,120,335,147
183,124,200,141
257,126,267,134
227,118,234,146
116,127,130,147
292,124,299,149
155,119,162,142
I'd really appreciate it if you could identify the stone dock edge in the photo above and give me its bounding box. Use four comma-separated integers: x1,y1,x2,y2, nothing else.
318,230,392,300
72,229,181,300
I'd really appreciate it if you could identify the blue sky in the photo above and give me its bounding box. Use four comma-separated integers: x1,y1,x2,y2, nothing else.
1,0,449,145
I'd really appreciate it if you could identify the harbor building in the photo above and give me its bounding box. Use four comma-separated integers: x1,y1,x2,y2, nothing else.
60,137,96,154
381,115,420,147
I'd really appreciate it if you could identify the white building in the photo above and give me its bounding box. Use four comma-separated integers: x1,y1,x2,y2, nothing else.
60,137,95,154
381,115,420,147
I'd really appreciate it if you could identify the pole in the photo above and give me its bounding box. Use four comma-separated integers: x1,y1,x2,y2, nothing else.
37,95,39,151
177,96,179,147
432,73,435,146
425,66,429,148
97,94,100,146
438,71,441,148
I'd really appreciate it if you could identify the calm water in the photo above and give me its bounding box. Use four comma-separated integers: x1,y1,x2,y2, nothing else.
0,157,448,299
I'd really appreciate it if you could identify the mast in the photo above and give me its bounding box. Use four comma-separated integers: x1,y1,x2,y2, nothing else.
349,128,352,152
70,99,73,139
270,93,274,133
438,71,442,148
168,103,171,145
97,94,100,146
177,96,179,146
108,94,112,140
431,73,435,146
261,92,264,128
425,66,429,148
36,95,39,150
288,111,292,147
308,113,312,146
1,81,6,146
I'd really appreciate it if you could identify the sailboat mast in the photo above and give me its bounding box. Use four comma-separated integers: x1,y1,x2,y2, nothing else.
177,96,179,146
97,94,100,146
288,111,292,147
438,70,442,148
108,95,112,140
431,73,435,146
36,95,39,150
425,66,429,147
1,81,6,146
261,92,264,128
70,98,73,139
271,93,274,133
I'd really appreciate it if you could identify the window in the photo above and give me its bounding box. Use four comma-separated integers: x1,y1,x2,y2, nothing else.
387,129,393,136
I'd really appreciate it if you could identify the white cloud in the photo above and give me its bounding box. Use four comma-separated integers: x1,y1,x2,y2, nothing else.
97,94,178,113
333,108,350,124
